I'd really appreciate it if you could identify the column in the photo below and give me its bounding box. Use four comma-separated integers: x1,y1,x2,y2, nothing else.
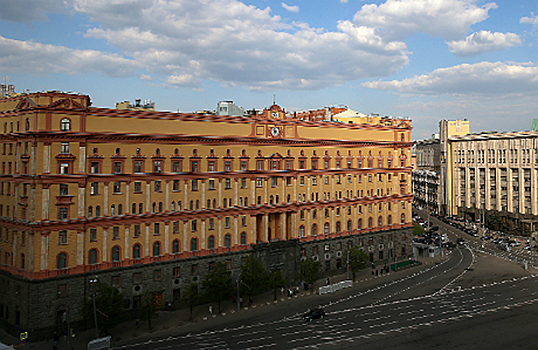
40,234,49,270
125,182,130,214
41,184,50,220
234,179,239,206
78,183,86,217
102,228,108,262
264,178,268,204
28,232,34,271
262,214,269,242
291,212,297,239
124,226,130,259
218,179,223,208
183,221,189,252
78,142,86,174
250,215,257,243
165,181,170,211
103,182,109,216
234,216,239,245
77,229,84,265
293,177,297,203
43,142,51,174
218,217,223,247
184,181,189,208
146,181,151,213
164,222,170,254
201,219,206,250
307,176,311,202
145,224,150,257
202,180,206,209
250,179,256,206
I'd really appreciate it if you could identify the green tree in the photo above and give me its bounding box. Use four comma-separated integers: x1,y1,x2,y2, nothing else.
300,258,322,285
181,283,199,321
139,292,162,330
268,269,286,301
240,255,269,304
344,246,369,281
82,282,124,336
203,262,234,313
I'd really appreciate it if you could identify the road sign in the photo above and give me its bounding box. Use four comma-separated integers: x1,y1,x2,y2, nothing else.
20,331,28,344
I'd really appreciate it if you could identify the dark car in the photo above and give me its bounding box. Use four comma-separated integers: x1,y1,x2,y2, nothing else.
303,308,325,321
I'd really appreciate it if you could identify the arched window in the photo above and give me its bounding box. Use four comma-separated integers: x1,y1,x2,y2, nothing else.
172,240,180,254
88,206,93,218
336,221,341,233
212,199,216,209
240,232,246,245
244,197,248,206
368,217,373,228
358,218,363,230
20,253,25,270
132,203,136,214
269,195,274,205
153,242,161,257
324,222,330,235
111,204,115,216
89,249,98,265
172,202,176,211
159,202,163,212
388,215,392,225
60,118,71,131
223,198,227,208
57,253,67,269
224,234,231,248
312,224,318,236
25,118,30,131
208,236,215,249
299,225,305,238
152,202,156,213
132,244,141,259
111,246,120,262
190,238,198,251
401,213,405,223
347,220,352,231
95,205,100,216
378,216,383,227
139,203,143,214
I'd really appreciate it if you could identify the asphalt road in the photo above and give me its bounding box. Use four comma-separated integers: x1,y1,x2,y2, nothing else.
111,214,538,350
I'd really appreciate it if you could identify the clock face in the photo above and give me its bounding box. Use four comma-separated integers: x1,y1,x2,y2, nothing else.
271,126,280,137
271,112,278,118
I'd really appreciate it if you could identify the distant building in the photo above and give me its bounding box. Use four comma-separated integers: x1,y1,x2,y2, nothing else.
216,101,244,116
115,98,155,111
0,84,14,98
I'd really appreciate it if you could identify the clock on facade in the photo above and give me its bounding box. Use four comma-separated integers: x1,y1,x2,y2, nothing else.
271,112,278,118
271,126,280,137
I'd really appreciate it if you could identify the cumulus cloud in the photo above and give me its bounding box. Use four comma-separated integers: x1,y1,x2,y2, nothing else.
521,13,538,26
362,61,538,95
353,0,497,41
0,0,68,22
447,31,521,56
0,36,141,77
282,3,299,13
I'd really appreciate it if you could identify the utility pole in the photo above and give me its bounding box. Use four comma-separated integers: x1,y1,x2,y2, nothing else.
90,278,99,339
346,250,350,280
236,277,240,312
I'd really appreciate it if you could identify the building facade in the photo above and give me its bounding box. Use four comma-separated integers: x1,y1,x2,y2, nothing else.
0,92,413,338
446,131,538,233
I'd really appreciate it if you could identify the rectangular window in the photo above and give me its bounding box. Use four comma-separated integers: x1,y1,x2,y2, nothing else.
208,161,215,172
173,267,181,277
191,264,199,275
192,179,198,191
113,162,122,174
173,221,179,233
191,220,197,232
225,161,231,171
191,161,199,172
112,226,119,240
60,163,70,174
286,177,292,186
59,184,68,196
59,230,67,245
208,179,215,190
112,276,121,288
133,182,142,193
172,161,181,172
90,162,99,174
256,177,262,188
325,176,329,185
61,142,69,154
90,182,98,195
225,217,230,228
208,218,215,230
154,223,160,235
154,180,161,192
57,284,68,298
286,160,292,170
133,273,141,284
153,161,162,173
153,270,162,281
312,176,317,186
90,228,97,242
134,161,142,173
113,182,121,193
173,180,180,191
225,178,231,189
312,160,317,170
257,161,263,170
134,224,141,237
272,177,278,187
241,178,247,188
59,207,68,220
241,161,247,171
300,176,305,185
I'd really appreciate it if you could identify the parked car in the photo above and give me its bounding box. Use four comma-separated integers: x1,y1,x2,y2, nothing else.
303,308,325,321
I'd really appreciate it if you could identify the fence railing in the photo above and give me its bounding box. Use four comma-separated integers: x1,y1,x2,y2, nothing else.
318,280,353,295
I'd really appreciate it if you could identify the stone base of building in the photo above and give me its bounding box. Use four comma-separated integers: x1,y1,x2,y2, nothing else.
0,227,412,341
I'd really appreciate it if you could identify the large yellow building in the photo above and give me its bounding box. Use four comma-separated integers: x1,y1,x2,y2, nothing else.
0,91,413,337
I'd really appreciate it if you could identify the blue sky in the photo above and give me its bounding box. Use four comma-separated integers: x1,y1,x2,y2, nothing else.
1,0,538,139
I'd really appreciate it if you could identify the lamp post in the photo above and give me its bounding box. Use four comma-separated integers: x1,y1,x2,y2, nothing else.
89,277,99,339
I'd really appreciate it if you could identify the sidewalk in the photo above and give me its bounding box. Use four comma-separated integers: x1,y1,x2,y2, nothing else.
1,255,446,350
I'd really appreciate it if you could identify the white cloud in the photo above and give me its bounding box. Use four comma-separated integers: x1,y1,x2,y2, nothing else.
0,0,68,22
521,12,538,26
282,2,299,13
340,0,349,3
447,31,521,56
353,0,497,41
0,36,141,77
362,61,538,96
68,0,410,91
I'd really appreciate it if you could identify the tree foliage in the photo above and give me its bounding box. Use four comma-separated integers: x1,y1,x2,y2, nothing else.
82,282,124,335
139,292,162,330
203,262,234,313
181,283,199,321
345,246,369,281
240,255,269,302
300,258,322,285
268,269,286,300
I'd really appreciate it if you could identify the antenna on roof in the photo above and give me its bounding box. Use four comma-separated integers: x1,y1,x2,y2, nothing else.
273,94,276,105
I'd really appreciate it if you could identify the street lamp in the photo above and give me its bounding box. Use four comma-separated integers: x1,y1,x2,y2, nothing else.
89,277,99,339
